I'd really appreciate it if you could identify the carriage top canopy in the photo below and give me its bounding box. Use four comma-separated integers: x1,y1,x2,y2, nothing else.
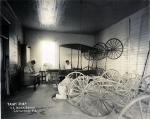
59,44,96,53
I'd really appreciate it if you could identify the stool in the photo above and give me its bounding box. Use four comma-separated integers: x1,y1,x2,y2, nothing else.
39,71,46,83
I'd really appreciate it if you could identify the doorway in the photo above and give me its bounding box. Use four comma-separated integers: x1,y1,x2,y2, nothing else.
1,18,10,98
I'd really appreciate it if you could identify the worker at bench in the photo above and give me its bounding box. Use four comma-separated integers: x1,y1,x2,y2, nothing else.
24,60,40,90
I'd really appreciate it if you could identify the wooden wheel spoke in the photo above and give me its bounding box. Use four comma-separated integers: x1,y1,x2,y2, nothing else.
115,43,122,48
103,101,112,113
146,100,150,119
71,81,81,90
139,101,144,119
69,93,81,100
115,40,120,47
70,88,80,92
110,40,116,47
68,92,81,98
107,41,114,47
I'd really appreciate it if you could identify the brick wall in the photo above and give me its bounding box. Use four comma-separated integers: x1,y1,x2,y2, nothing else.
96,6,150,77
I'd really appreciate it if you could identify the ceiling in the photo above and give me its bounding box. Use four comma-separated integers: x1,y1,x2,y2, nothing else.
7,0,149,34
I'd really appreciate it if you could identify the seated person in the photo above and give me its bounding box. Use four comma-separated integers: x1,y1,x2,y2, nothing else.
23,60,40,89
64,60,71,69
57,60,72,83
24,60,36,73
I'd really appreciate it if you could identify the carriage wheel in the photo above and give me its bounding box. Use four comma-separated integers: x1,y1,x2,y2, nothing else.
112,75,143,113
89,42,107,60
139,75,150,94
101,69,121,82
112,74,141,112
65,72,84,92
106,38,123,59
118,95,150,119
110,83,136,113
80,78,115,117
66,72,84,81
67,76,92,107
119,73,141,96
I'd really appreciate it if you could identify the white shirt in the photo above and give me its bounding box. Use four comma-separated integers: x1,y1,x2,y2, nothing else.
24,63,35,73
64,64,71,69
59,77,71,86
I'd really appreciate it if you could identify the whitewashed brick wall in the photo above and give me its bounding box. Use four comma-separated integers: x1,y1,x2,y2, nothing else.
96,6,150,77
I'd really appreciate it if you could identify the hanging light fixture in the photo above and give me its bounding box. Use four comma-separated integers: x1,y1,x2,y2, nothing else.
36,0,57,26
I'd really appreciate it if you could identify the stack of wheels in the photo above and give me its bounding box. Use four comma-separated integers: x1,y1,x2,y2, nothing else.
67,75,116,117
110,73,142,113
101,70,134,113
119,73,142,100
101,69,125,98
122,73,141,97
80,77,116,117
109,83,135,113
100,70,127,113
122,73,141,93
75,69,125,116
118,95,150,119
67,70,150,117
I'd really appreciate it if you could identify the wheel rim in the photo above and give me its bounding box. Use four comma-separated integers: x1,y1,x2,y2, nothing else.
106,38,123,59
112,73,141,110
80,79,114,117
118,95,150,119
66,72,84,81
